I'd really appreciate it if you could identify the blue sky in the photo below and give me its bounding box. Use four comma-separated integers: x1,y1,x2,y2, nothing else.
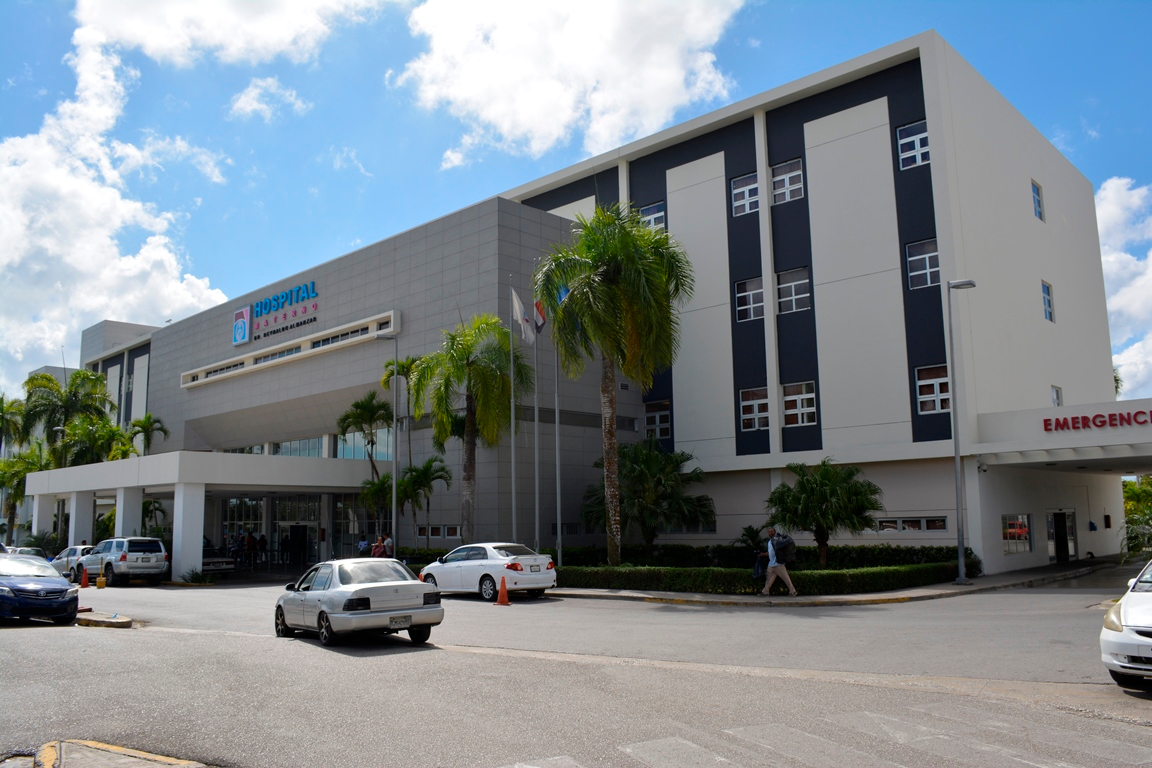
2,0,1150,399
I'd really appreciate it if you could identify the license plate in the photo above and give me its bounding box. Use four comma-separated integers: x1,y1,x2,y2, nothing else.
389,616,411,629
140,557,151,563
530,564,540,572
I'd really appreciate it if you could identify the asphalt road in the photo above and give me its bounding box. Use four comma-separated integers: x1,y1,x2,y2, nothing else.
2,564,1150,768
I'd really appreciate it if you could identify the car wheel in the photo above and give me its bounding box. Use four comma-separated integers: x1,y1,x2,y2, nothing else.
274,607,296,638
318,612,338,647
527,589,545,599
479,575,498,602
70,568,81,584
52,611,77,626
408,625,432,645
104,564,117,587
1109,670,1152,689
423,574,437,589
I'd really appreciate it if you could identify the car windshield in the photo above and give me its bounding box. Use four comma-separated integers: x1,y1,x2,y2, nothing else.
0,558,60,578
338,561,417,585
128,540,163,553
493,544,537,557
1134,563,1152,591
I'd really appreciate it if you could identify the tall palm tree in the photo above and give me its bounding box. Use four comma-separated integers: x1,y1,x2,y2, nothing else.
582,436,714,559
535,204,694,565
129,413,170,456
0,440,52,545
409,314,533,544
765,458,884,567
22,370,116,468
382,356,421,469
0,393,23,458
405,455,453,549
63,413,137,465
141,498,166,536
337,390,394,482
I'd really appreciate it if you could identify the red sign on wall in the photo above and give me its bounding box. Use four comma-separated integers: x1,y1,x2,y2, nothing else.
1044,410,1151,432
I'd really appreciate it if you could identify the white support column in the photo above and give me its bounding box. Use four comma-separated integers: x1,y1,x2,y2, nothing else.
31,494,52,536
115,487,144,537
172,483,205,579
68,492,95,546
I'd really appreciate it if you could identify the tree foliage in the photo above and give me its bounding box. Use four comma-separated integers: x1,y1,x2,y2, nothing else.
22,370,116,467
337,390,394,482
765,458,884,568
129,413,170,456
405,455,453,550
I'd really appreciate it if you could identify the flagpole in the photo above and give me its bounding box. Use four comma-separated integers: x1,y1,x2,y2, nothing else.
554,342,562,567
510,280,517,544
533,326,540,553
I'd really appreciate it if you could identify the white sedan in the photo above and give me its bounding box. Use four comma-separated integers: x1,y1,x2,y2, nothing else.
1100,558,1152,689
275,558,443,647
420,543,555,600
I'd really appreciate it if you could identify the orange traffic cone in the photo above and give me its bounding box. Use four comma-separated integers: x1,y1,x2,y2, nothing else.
495,576,511,606
80,568,89,589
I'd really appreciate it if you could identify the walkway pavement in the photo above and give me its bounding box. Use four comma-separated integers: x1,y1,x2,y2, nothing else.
6,557,1128,767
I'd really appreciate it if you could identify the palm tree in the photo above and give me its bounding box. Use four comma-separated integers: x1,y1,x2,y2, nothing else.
405,455,453,549
382,356,421,468
141,498,166,536
22,370,116,468
582,436,714,559
0,393,22,458
129,413,170,456
337,390,394,482
1115,366,1124,396
63,413,137,465
359,472,417,543
535,204,694,565
765,458,884,567
0,440,53,545
409,314,533,544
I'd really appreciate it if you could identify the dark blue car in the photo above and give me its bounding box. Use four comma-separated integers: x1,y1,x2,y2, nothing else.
0,555,79,624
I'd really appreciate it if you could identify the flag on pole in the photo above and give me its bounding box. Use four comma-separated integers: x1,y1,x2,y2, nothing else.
511,287,535,345
533,299,546,334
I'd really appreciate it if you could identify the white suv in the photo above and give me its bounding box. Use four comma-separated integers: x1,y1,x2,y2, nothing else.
78,538,169,586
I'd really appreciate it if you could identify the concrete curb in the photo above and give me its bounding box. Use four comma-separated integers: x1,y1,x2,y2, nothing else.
75,611,132,628
28,740,206,767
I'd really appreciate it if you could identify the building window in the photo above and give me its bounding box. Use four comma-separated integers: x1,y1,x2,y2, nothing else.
1032,181,1044,221
915,365,950,414
906,239,940,289
770,159,804,204
639,202,666,230
777,268,811,314
645,401,671,440
254,346,301,364
876,517,947,532
782,382,816,427
739,388,770,431
1003,514,1033,554
312,327,369,349
335,431,391,462
897,120,930,169
204,362,244,379
1051,385,1063,408
272,437,323,458
731,173,759,216
224,445,265,455
735,277,765,321
445,526,460,538
1042,282,1054,322
551,522,581,536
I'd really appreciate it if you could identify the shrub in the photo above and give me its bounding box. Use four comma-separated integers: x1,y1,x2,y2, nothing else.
178,568,215,584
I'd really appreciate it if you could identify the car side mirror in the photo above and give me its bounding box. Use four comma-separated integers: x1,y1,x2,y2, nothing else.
285,583,298,591
1129,578,1137,589
437,556,445,564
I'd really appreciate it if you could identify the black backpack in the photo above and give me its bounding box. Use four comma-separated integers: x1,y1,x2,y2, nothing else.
773,534,796,564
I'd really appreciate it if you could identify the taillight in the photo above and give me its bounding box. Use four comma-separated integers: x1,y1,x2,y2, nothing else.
423,591,441,605
505,562,523,571
546,561,555,570
418,573,424,581
165,553,170,562
119,553,127,562
342,597,370,611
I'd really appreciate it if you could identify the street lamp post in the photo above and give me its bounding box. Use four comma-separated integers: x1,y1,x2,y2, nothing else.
376,332,400,556
947,278,976,585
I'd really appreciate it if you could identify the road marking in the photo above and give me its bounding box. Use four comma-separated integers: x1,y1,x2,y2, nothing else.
726,723,906,767
496,758,586,768
832,711,1085,768
911,702,1152,765
620,737,741,767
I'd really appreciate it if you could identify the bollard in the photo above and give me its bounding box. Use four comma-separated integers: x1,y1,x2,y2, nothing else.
96,574,106,589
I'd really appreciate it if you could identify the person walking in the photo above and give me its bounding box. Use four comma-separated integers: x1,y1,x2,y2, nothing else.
759,526,798,597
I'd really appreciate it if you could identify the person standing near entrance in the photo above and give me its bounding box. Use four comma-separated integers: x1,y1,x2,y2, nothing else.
370,536,385,557
383,532,394,559
357,535,368,556
759,527,798,597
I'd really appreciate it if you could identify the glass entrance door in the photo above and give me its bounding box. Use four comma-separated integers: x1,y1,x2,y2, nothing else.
277,521,318,570
1047,509,1077,563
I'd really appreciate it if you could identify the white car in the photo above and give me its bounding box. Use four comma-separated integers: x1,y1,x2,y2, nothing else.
420,543,556,601
1100,559,1152,690
51,545,93,582
275,558,443,647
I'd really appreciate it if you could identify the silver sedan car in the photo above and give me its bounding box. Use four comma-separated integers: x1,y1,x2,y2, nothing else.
275,558,443,647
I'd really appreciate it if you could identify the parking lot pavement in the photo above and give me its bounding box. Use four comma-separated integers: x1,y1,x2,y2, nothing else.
1,740,208,768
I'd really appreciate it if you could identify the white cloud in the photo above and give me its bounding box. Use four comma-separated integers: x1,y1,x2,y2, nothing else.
398,0,744,164
1096,177,1152,399
330,146,373,177
229,77,313,122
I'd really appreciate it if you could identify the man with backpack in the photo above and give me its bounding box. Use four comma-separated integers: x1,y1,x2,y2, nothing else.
759,527,798,597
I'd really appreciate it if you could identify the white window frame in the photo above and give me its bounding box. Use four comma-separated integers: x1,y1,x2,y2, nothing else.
739,388,770,432
897,121,930,169
906,239,940,289
645,401,671,440
1042,281,1054,322
1032,181,1045,221
777,268,811,314
731,173,759,216
770,159,804,204
1051,385,1063,408
915,365,950,414
639,202,666,230
782,382,817,427
735,277,765,322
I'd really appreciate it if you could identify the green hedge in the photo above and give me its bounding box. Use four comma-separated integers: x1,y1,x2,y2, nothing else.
556,558,983,596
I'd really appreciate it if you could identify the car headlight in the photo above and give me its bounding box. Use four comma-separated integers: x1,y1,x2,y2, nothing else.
67,587,79,598
1104,601,1124,633
0,586,12,597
